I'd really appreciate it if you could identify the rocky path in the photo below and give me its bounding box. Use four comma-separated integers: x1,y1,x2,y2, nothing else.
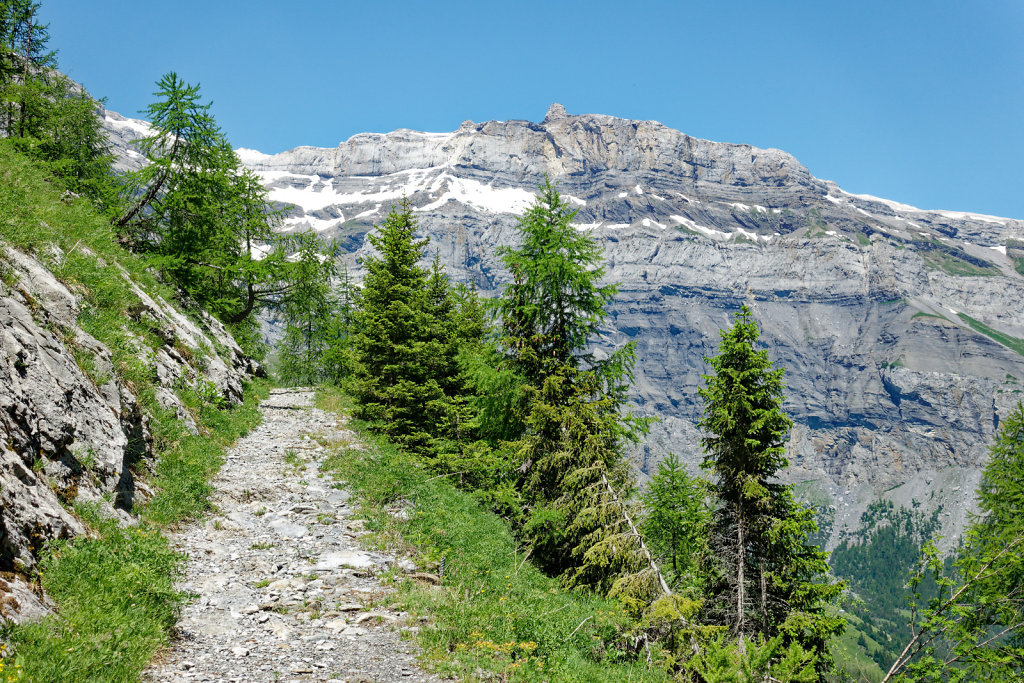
146,388,442,683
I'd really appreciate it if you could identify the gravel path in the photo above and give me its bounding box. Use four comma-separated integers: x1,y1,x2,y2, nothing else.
145,388,442,683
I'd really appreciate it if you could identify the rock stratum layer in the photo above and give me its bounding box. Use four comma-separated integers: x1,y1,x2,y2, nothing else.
108,104,1024,548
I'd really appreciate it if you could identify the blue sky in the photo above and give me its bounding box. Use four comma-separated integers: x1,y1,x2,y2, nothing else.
42,1,1023,218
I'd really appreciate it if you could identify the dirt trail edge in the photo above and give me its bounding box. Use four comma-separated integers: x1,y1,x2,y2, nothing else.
146,388,443,683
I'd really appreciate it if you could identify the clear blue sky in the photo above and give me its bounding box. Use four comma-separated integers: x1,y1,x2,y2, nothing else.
42,0,1023,218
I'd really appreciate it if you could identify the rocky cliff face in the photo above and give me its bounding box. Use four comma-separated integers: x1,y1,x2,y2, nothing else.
0,241,255,619
107,103,1024,549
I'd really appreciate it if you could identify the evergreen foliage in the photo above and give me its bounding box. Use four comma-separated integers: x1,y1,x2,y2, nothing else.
641,452,710,587
319,262,358,386
491,179,655,599
275,231,340,385
115,72,297,356
495,178,618,386
348,201,476,455
884,401,1024,681
0,1,116,208
829,500,942,671
699,306,845,671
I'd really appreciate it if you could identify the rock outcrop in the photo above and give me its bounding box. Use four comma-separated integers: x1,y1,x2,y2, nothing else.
0,243,255,595
104,104,1024,548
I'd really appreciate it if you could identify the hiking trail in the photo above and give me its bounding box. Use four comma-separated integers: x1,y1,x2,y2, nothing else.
145,388,442,683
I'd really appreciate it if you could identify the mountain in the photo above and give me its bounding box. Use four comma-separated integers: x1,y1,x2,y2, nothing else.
105,103,1024,549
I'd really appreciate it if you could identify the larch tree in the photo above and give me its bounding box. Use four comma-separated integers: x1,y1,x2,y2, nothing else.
641,452,710,587
116,72,293,355
699,305,844,672
493,179,661,602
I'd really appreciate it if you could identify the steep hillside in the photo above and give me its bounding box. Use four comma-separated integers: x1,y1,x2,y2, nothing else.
0,142,259,620
105,103,1024,549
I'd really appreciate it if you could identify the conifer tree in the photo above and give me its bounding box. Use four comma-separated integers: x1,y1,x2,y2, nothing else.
116,72,292,351
275,231,339,385
320,262,358,386
699,305,844,671
493,179,657,597
0,0,54,138
348,200,449,454
884,401,1024,681
642,452,710,586
0,1,115,206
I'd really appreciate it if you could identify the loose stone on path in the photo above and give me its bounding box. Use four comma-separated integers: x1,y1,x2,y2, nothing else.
145,388,442,683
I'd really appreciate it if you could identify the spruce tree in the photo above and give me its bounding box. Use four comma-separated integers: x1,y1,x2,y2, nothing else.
348,200,448,454
699,305,844,671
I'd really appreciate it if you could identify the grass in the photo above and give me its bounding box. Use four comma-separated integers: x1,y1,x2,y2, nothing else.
920,249,999,277
1014,256,1024,276
7,380,268,682
0,140,272,681
831,616,886,682
911,311,948,321
314,386,667,683
956,313,1024,358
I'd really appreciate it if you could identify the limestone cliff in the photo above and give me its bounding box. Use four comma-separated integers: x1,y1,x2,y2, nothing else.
106,103,1024,549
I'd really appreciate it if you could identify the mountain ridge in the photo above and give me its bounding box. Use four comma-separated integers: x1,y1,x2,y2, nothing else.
102,103,1024,550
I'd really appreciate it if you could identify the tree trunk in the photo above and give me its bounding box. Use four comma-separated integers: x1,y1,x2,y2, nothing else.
737,509,746,639
227,281,256,324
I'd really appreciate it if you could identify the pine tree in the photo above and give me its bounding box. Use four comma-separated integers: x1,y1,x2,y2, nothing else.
116,72,224,233
699,305,844,671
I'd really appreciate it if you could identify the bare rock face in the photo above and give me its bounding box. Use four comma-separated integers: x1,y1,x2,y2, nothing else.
104,104,1024,547
0,245,255,583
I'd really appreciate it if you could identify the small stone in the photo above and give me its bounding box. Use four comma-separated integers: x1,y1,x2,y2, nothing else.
336,603,362,612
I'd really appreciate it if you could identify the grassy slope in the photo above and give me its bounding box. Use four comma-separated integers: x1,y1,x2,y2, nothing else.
956,312,1024,358
315,388,668,683
0,140,269,681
